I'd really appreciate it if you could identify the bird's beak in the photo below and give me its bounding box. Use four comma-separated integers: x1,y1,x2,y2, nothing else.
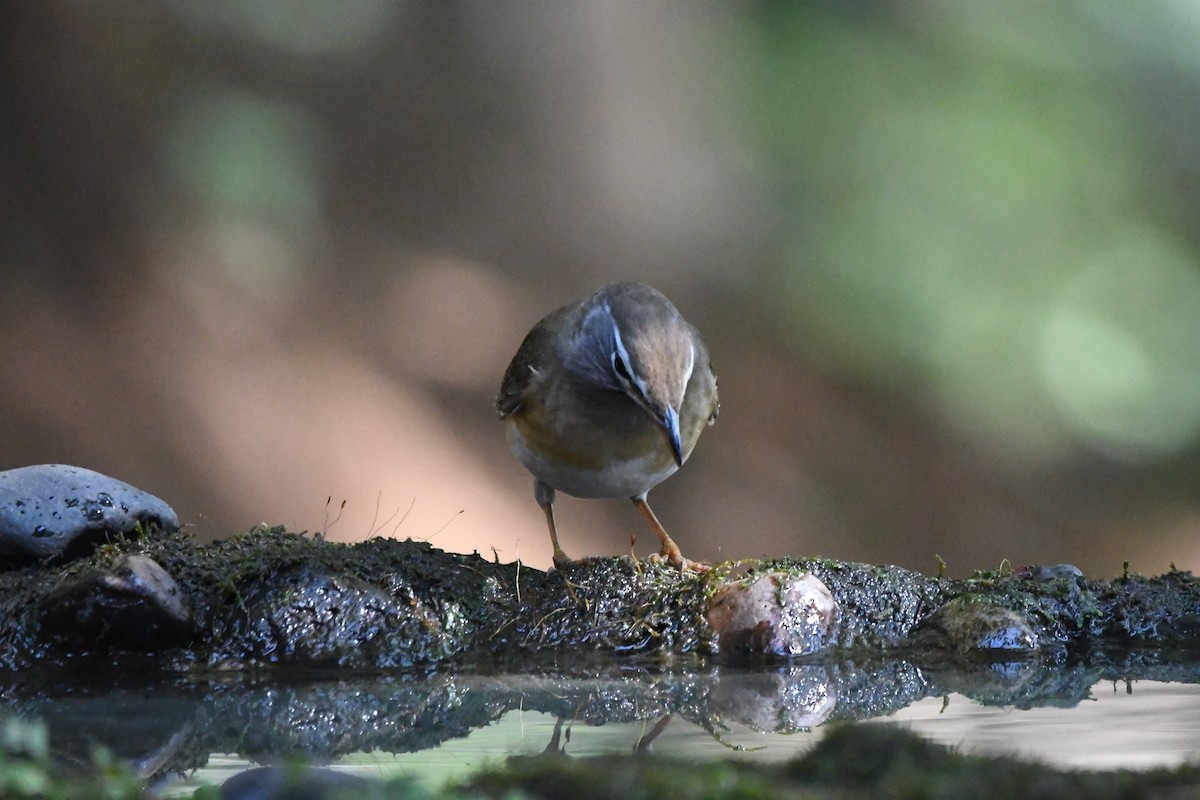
660,406,684,467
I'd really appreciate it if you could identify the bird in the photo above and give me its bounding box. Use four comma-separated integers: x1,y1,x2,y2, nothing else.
496,281,719,570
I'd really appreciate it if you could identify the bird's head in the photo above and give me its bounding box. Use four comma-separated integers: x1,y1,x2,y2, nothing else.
574,283,695,466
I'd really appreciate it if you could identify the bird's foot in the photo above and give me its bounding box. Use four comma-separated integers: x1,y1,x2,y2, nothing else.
646,548,710,573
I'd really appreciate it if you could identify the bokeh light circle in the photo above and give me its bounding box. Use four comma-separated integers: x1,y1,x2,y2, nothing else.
1040,230,1200,459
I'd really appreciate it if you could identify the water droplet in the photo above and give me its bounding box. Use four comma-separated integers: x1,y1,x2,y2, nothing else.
32,526,52,539
86,506,105,522
97,493,114,508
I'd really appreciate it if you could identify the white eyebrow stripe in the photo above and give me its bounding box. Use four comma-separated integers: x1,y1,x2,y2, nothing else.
610,315,632,369
608,309,650,397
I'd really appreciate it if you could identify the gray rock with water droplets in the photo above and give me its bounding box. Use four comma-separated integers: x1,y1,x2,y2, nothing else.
0,464,179,562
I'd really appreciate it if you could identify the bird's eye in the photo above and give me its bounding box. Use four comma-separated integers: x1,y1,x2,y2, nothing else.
611,350,633,385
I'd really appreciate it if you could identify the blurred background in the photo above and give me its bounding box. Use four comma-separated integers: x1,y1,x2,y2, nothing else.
2,1,1198,577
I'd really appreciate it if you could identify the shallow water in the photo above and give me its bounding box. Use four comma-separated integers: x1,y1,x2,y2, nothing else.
136,673,1200,795
891,680,1200,771
157,680,1200,796
4,658,1198,796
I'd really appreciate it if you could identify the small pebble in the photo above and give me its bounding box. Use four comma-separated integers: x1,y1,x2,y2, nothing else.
915,595,1039,653
1015,564,1084,581
706,571,837,657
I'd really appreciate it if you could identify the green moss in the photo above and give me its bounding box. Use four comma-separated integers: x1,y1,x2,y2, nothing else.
789,723,1200,799
469,724,1200,800
0,718,147,800
4,703,1200,798
4,526,1200,671
502,556,716,656
785,557,945,650
467,751,782,800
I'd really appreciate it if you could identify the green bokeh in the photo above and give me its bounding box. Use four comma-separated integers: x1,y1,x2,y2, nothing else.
745,3,1200,462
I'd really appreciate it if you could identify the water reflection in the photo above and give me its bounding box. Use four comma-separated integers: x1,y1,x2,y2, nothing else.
891,680,1200,770
1,652,1197,794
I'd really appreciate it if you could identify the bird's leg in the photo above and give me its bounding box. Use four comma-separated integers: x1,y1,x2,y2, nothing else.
535,480,573,569
633,714,673,752
543,716,568,755
631,495,707,571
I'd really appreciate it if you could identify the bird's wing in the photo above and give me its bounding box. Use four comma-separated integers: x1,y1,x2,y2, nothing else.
691,324,720,425
495,305,571,418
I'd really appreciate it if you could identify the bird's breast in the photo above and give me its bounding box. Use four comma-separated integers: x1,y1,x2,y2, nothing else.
505,395,680,499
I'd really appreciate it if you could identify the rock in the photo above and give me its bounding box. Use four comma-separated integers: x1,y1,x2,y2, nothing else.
1014,563,1084,581
913,595,1039,653
705,570,836,656
0,464,179,562
220,766,371,800
39,554,193,651
217,564,453,669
